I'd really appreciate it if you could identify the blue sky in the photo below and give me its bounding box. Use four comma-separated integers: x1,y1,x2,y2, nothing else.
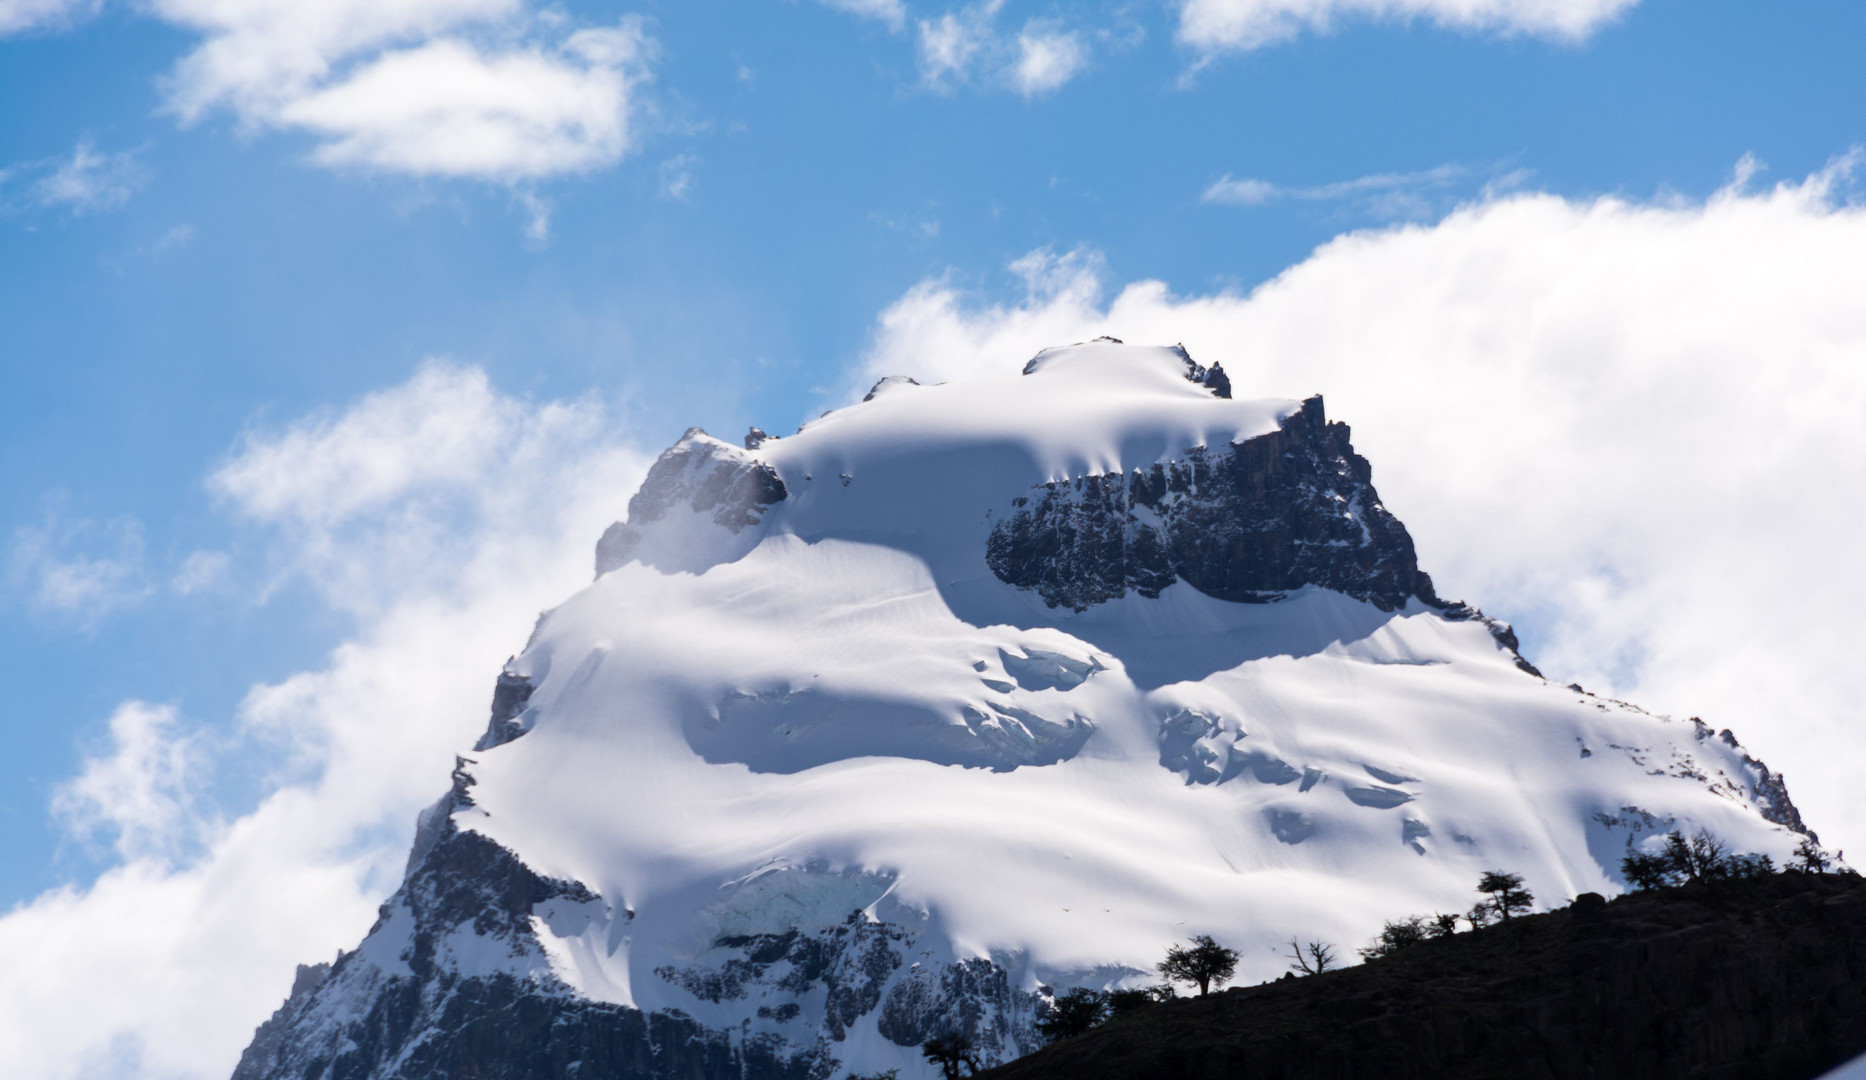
3,1,1866,1074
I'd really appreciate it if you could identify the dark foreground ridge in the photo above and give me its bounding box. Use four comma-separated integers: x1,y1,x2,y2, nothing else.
982,872,1866,1080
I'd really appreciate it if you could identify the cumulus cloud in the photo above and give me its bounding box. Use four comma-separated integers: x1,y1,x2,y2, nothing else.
153,0,653,181
856,155,1866,860
1178,0,1639,55
0,0,95,35
0,364,649,1079
918,0,1092,95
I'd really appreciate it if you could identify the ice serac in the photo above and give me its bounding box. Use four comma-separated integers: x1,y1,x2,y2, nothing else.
235,341,1820,1080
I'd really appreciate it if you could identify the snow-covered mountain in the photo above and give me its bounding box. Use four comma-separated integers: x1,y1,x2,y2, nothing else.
233,341,1813,1080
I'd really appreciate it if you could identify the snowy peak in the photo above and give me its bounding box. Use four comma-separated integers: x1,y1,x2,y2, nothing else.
601,342,1436,623
234,339,1820,1080
593,427,787,576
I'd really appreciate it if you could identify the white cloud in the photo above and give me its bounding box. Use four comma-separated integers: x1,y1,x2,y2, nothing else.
818,0,908,31
53,703,213,865
917,1,1092,96
1178,0,1639,55
1204,162,1464,203
2,138,143,216
171,550,230,595
658,152,697,201
917,0,1000,89
153,0,653,181
29,139,144,212
0,0,95,35
856,156,1866,862
0,364,649,1079
1012,23,1088,97
9,514,152,624
513,189,552,245
1203,163,1489,219
1201,174,1280,205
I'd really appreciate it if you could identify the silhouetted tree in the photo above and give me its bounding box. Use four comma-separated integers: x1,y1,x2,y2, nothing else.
1106,984,1175,1017
1284,938,1337,975
1426,912,1461,938
1358,915,1429,960
1477,870,1535,921
920,1034,980,1079
1663,830,1730,883
1158,934,1238,996
1621,849,1671,889
1791,838,1832,873
1622,829,1772,890
1035,988,1110,1042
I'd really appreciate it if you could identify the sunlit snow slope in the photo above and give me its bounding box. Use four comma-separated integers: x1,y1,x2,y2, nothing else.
234,343,1814,1080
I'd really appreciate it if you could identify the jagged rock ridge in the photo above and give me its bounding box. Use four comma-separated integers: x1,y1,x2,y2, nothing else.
986,395,1436,613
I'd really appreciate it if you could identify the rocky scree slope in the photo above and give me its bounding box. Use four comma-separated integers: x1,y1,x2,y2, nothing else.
232,342,1818,1080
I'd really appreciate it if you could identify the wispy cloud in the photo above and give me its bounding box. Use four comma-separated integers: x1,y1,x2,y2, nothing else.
658,153,697,201
916,0,1093,97
3,138,145,216
1178,0,1640,57
817,0,907,31
0,0,98,36
9,512,153,626
1203,162,1526,219
53,702,215,865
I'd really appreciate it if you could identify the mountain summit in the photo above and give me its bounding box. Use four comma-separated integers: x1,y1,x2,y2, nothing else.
233,342,1811,1080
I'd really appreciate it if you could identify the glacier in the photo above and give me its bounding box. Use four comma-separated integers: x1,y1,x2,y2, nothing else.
233,341,1814,1080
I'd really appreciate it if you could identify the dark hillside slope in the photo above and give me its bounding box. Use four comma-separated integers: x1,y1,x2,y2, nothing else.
983,873,1866,1080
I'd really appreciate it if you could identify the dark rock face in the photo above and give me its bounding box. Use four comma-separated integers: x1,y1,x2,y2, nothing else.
878,957,1036,1058
234,744,1045,1080
987,396,1439,613
654,917,1044,1066
595,429,787,576
979,872,1866,1080
473,670,536,751
230,776,823,1080
1709,722,1816,840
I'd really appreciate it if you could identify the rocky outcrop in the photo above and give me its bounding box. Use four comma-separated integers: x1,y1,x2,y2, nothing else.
473,670,536,751
986,396,1439,613
233,681,1050,1080
1711,722,1815,839
981,871,1866,1080
595,429,787,577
